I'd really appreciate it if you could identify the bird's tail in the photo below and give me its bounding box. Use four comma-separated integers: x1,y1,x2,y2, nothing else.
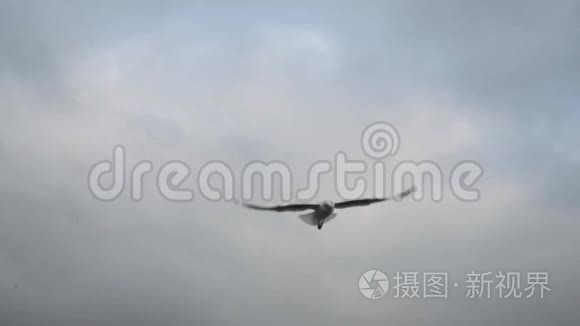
298,212,318,226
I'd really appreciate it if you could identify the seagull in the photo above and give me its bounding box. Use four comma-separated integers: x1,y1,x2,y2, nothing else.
242,187,415,230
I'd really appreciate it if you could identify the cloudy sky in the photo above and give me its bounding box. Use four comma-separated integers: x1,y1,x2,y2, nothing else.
1,1,579,325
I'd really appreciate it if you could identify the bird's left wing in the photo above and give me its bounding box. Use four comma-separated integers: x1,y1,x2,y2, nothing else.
243,203,319,212
334,187,415,209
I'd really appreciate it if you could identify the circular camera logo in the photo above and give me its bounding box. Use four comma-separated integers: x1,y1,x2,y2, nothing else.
359,270,389,299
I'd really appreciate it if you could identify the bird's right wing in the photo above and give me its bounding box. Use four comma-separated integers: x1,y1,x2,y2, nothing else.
335,187,415,209
243,203,319,212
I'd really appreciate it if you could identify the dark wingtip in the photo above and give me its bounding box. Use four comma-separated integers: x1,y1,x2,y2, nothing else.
241,202,266,210
397,186,416,199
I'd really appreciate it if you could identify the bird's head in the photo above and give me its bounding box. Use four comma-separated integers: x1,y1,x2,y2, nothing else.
321,200,334,209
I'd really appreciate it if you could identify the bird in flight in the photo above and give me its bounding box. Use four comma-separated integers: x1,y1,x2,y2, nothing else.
242,187,415,230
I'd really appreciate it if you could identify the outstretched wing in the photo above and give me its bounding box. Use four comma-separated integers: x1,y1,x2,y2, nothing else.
335,187,415,209
243,203,318,212
334,197,387,208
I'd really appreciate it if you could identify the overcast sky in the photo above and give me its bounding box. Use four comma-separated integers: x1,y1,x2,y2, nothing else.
1,1,579,325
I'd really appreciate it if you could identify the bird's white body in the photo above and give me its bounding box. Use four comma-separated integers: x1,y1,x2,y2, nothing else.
298,201,335,229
